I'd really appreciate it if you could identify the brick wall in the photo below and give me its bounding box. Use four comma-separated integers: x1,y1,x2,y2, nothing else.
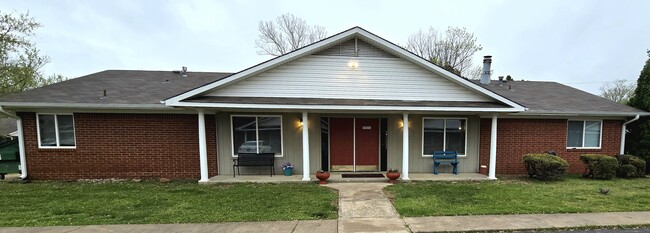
479,118,622,175
19,112,218,180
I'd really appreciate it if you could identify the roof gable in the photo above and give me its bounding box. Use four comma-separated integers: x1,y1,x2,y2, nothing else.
165,27,525,111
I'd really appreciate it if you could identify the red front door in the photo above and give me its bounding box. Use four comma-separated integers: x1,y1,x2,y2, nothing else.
355,118,379,171
329,118,379,171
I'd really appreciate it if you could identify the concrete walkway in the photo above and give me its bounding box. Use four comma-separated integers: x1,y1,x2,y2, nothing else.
325,183,409,233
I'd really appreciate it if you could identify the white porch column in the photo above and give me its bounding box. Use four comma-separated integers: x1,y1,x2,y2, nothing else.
198,110,209,183
488,114,498,180
402,113,410,180
302,112,310,181
17,119,27,179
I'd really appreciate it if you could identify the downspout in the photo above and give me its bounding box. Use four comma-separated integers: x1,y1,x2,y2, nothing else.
0,106,27,179
620,114,640,155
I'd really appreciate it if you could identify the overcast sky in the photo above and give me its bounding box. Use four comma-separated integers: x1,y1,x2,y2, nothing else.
2,0,649,94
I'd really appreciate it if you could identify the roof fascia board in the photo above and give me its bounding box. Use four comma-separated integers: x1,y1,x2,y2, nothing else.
0,102,170,110
509,111,650,117
166,102,520,112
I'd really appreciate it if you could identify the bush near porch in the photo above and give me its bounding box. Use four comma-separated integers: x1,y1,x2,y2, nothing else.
384,176,650,217
0,181,338,227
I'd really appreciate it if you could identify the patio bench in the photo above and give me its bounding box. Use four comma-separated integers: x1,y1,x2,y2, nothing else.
233,153,275,177
433,151,459,175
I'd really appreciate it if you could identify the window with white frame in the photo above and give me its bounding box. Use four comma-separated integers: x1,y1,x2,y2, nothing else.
231,115,282,156
37,114,76,148
422,118,466,156
567,120,602,148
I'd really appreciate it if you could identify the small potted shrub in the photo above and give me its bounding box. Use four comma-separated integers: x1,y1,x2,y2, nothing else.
386,169,400,183
282,162,294,176
315,170,330,184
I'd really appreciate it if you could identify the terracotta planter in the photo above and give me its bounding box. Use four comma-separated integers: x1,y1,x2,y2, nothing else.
316,171,330,184
386,171,400,183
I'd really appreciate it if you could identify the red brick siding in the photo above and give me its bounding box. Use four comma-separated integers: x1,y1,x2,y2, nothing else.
19,112,218,180
479,118,622,174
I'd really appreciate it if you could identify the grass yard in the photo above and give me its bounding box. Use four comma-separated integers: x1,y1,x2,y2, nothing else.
0,181,338,227
384,176,650,217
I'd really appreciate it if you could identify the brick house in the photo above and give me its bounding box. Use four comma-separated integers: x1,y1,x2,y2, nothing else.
0,27,646,181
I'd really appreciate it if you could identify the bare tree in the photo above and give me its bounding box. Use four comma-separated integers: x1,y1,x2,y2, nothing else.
600,79,636,104
406,26,483,79
255,13,327,56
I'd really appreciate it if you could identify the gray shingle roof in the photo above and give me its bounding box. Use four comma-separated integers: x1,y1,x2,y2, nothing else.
0,70,645,116
473,80,646,115
0,70,231,107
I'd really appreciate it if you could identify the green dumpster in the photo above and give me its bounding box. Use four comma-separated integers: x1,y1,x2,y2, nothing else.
0,136,20,179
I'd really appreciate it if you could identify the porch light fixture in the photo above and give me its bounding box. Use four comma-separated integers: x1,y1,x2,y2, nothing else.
299,118,304,126
348,60,359,68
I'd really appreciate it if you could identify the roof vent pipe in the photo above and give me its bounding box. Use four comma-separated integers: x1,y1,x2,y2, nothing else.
480,55,492,84
181,66,188,78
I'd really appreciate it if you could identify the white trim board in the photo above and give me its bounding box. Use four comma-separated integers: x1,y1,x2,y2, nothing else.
164,27,525,112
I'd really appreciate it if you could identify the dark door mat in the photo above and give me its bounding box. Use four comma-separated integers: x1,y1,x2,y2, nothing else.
341,173,385,178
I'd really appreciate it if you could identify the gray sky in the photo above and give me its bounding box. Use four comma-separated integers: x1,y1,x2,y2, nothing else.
2,0,649,94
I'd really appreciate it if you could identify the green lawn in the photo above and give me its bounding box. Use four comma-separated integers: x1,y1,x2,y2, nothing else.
384,176,650,217
0,181,338,227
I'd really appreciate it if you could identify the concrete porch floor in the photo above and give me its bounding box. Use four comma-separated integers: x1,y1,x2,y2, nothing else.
205,172,488,183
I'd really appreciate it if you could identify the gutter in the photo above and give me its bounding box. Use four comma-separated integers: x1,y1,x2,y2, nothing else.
0,106,27,180
620,114,640,155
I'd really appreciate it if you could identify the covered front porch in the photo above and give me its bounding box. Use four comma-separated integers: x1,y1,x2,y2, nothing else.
194,111,501,183
205,172,489,183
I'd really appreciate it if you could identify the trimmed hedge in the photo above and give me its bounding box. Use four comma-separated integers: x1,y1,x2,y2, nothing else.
580,154,619,179
616,154,647,178
523,153,569,180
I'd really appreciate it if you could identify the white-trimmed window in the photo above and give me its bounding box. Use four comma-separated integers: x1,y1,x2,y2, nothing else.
567,120,602,148
37,113,76,148
231,115,283,157
422,118,467,156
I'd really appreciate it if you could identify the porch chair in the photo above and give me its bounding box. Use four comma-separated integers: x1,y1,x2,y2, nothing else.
432,151,459,175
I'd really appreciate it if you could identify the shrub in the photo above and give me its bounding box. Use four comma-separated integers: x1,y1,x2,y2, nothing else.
523,153,569,180
579,154,619,179
616,154,647,178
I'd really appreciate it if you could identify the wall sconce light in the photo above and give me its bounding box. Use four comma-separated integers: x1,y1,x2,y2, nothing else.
348,60,359,68
299,118,303,126
399,120,404,128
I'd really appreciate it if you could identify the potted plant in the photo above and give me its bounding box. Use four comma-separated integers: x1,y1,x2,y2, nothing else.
282,162,294,176
386,169,400,183
315,170,330,184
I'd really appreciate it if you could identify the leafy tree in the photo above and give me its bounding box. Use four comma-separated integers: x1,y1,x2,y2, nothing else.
255,13,327,56
626,50,650,172
0,10,65,97
599,79,636,104
406,26,483,79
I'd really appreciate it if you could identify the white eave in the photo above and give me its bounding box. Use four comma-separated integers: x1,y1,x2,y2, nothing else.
172,102,521,112
0,102,171,110
164,27,526,112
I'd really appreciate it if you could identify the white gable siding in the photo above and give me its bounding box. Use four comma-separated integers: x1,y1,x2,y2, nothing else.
205,55,491,102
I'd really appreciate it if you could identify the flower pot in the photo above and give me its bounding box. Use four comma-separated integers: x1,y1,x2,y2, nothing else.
283,167,293,176
386,171,400,183
315,171,330,184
